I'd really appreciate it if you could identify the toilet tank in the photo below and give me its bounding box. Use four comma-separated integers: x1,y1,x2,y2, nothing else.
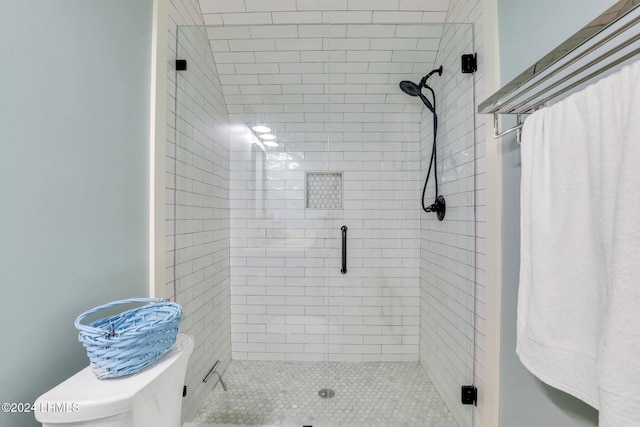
35,333,194,427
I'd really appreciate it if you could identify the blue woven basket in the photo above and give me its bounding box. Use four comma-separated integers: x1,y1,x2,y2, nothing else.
74,298,183,379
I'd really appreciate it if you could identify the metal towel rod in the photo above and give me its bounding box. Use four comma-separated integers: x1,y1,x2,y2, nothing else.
479,0,640,139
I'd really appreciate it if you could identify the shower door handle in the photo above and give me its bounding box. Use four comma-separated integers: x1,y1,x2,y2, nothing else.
341,226,348,274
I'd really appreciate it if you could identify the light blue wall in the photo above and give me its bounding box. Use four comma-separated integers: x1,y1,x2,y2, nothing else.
497,0,617,426
0,1,152,426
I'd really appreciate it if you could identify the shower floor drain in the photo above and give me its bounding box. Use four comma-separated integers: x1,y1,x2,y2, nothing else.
318,388,335,399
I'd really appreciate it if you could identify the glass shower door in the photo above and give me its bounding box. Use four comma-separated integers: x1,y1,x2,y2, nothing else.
319,22,477,427
174,19,477,427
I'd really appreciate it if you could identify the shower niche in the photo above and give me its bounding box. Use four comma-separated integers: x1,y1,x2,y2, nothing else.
306,172,343,209
172,20,477,427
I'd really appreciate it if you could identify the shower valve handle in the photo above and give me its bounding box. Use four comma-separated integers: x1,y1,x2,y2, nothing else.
426,196,446,221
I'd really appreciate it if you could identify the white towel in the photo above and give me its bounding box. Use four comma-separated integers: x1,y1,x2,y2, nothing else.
517,59,640,426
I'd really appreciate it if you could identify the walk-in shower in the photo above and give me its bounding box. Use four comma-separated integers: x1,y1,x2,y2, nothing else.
169,18,477,427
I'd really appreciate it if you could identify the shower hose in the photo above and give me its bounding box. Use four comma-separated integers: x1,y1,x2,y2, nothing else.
421,87,440,214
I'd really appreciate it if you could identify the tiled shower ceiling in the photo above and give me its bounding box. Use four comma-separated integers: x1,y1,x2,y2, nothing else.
199,0,451,25
198,0,452,126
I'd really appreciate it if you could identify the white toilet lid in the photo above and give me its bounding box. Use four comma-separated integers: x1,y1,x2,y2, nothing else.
34,333,193,423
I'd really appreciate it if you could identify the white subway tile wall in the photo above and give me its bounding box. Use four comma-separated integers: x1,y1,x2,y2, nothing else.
208,24,444,118
199,0,451,25
419,22,475,427
219,21,449,363
167,1,232,422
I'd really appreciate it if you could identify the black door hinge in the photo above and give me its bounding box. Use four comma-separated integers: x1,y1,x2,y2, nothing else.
176,59,187,71
461,53,477,73
461,385,477,405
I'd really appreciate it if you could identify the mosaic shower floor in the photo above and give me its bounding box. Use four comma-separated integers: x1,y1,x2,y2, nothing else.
187,360,459,427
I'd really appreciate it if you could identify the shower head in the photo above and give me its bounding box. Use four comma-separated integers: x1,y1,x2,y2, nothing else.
399,80,422,97
399,80,434,112
399,66,443,113
399,66,443,95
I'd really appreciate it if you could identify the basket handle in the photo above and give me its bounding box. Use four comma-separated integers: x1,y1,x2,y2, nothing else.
74,298,168,334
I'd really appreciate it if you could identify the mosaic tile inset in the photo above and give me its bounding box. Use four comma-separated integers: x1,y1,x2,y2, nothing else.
192,360,459,427
306,172,343,209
